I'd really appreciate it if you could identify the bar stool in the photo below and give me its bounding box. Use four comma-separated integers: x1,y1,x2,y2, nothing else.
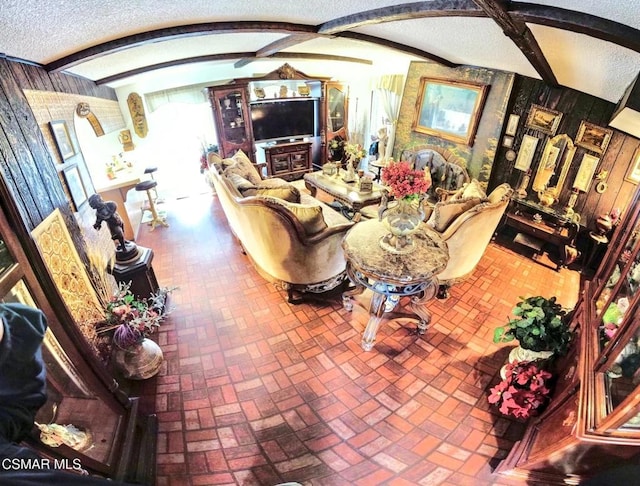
144,166,159,200
135,180,168,230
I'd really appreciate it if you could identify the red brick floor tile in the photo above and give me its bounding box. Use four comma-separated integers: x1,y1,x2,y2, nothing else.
136,194,578,485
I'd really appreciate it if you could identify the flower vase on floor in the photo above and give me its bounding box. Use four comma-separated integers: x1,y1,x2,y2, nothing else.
113,338,164,380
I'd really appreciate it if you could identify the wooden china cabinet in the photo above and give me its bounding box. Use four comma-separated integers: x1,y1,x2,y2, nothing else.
207,84,255,162
0,203,156,484
496,188,640,484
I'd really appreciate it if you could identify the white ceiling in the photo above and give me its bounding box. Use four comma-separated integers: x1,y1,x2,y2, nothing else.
1,0,640,103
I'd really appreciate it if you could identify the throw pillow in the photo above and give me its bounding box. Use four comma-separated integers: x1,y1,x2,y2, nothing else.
271,200,327,235
223,150,262,185
233,150,262,184
255,185,300,203
427,197,481,232
453,179,486,200
226,173,256,193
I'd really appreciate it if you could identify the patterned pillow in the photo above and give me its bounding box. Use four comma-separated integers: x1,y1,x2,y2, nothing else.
427,197,482,232
286,204,328,235
223,150,262,185
226,173,256,195
454,179,486,200
255,185,300,203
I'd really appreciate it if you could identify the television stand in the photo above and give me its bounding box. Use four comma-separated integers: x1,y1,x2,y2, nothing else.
264,141,312,181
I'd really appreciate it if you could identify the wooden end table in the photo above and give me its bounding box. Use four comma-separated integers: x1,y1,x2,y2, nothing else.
341,219,449,351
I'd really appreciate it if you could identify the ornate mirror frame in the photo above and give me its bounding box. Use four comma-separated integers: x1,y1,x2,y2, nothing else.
531,134,576,199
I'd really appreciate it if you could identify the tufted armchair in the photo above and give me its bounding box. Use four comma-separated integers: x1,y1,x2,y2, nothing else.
426,183,514,297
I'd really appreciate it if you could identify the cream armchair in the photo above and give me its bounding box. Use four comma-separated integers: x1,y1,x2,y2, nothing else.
427,183,514,297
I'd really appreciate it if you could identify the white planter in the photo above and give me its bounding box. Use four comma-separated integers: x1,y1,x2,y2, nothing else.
500,346,554,379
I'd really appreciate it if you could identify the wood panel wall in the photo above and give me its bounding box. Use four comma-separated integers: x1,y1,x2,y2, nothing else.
0,57,116,234
489,75,640,231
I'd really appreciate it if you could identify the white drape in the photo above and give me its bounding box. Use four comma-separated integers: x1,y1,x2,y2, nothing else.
373,75,405,161
145,85,209,113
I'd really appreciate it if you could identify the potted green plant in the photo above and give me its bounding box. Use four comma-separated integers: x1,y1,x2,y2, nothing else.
493,295,572,360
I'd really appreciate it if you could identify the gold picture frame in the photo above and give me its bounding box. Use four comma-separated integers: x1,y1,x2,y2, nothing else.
625,146,640,184
412,77,489,146
525,104,563,136
575,121,613,154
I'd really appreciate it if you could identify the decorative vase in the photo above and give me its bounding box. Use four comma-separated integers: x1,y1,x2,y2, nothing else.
113,338,164,380
595,213,613,236
379,196,425,254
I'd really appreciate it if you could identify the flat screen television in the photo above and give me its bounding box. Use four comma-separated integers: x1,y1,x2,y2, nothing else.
250,98,318,142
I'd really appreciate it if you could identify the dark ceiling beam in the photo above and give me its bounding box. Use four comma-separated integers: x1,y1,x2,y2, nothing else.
94,52,372,86
511,2,640,54
235,33,321,68
318,0,485,33
45,22,318,72
336,31,458,68
472,0,557,85
94,53,255,85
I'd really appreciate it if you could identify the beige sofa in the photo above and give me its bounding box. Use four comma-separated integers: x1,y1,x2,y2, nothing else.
208,151,355,303
425,181,514,297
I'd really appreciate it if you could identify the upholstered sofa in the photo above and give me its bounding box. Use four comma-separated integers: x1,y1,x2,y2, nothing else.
399,144,470,202
207,150,355,302
425,181,514,297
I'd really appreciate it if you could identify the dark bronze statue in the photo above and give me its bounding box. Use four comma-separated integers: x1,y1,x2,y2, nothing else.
88,194,137,261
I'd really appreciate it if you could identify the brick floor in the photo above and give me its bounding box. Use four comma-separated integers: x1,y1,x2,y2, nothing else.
134,193,581,486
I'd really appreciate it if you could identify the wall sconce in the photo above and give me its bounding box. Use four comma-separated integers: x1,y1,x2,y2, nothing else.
609,72,640,138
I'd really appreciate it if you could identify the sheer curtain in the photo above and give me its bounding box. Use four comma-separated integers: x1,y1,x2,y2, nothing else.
374,75,405,161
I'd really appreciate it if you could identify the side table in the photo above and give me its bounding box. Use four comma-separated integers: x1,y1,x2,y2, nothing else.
341,219,449,350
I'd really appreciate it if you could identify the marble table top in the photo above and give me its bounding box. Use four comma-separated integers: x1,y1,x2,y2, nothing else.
342,219,449,285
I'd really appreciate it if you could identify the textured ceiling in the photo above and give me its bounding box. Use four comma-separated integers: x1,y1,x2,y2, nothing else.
1,1,640,104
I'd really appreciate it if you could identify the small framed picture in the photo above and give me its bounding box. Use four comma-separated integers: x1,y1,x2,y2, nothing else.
525,104,563,136
505,114,520,136
514,134,539,171
625,146,640,184
49,120,76,160
573,153,600,192
575,121,613,155
502,135,514,148
62,164,88,211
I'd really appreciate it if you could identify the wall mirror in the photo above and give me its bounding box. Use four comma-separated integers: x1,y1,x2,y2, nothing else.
531,134,576,203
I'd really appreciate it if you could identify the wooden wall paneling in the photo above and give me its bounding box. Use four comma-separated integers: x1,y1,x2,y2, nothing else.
0,60,47,228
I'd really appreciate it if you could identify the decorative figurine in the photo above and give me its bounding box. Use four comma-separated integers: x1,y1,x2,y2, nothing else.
88,194,138,261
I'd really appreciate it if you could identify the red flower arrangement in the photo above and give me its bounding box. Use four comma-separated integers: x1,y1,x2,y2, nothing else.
488,360,553,419
381,159,432,200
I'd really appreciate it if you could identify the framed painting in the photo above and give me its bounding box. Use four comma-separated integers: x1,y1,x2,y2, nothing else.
625,146,640,184
62,164,87,211
502,135,514,148
505,114,520,136
525,104,563,136
573,153,600,192
514,134,539,171
412,77,489,146
49,120,76,160
575,121,613,154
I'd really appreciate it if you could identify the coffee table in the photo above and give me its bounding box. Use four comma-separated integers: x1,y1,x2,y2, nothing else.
303,170,385,221
341,219,449,351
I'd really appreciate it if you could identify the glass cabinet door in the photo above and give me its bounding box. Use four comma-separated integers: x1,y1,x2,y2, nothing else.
583,189,640,438
327,83,347,133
